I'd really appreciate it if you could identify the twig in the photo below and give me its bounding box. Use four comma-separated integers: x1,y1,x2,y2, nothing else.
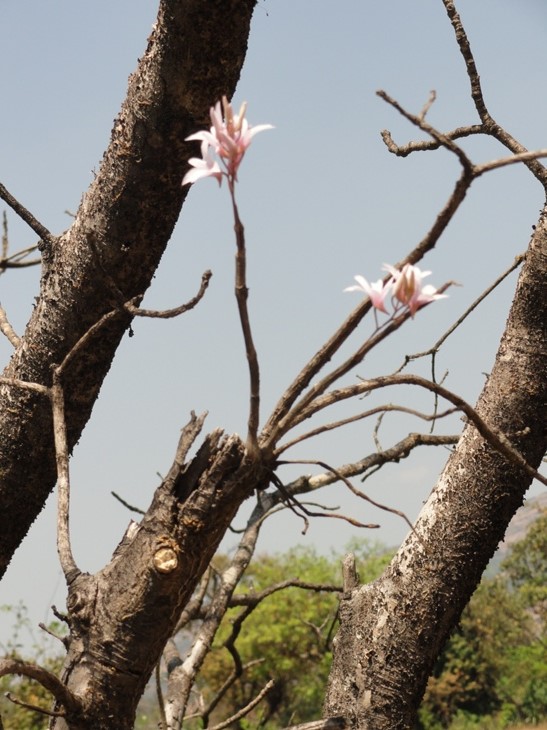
207,679,275,730
398,253,524,424
122,269,212,318
442,0,547,185
402,254,524,369
200,659,265,725
0,182,54,245
304,374,546,486
38,622,68,648
281,459,419,537
379,124,483,157
0,377,48,396
5,692,66,718
0,304,20,347
1,211,6,261
474,149,547,176
230,579,341,607
110,491,146,515
269,472,380,531
276,404,458,455
378,89,473,171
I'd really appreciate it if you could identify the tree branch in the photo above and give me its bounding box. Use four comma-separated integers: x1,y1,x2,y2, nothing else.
0,182,54,246
0,658,81,716
50,369,80,582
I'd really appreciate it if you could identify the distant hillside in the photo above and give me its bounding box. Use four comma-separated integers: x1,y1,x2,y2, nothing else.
486,491,547,575
499,491,547,551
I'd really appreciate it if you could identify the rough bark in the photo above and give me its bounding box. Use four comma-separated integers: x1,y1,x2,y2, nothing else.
324,204,547,728
0,0,257,578
51,416,270,729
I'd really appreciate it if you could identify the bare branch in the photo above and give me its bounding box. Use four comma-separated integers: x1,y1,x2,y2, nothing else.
5,692,65,718
276,404,458,455
0,658,81,715
110,491,146,515
269,472,380,531
207,679,275,730
50,369,80,582
0,304,20,347
442,0,547,185
281,719,347,730
281,433,459,496
200,659,266,726
173,567,212,633
283,459,419,536
0,377,49,397
122,269,212,319
155,660,167,730
0,183,54,245
402,254,524,369
260,157,469,453
377,89,473,171
418,89,437,121
302,375,545,486
230,579,341,608
1,211,6,261
474,149,547,176
381,125,484,157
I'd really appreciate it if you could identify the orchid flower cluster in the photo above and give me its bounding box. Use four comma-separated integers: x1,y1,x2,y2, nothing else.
182,96,273,187
345,263,447,318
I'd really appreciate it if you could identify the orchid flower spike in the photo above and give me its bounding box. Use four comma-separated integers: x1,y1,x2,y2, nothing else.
182,97,273,186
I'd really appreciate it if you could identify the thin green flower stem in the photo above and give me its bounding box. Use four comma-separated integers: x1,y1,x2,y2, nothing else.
229,181,260,456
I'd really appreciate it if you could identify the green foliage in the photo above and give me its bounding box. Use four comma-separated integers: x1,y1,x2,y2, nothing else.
0,603,66,730
193,541,392,728
501,511,547,625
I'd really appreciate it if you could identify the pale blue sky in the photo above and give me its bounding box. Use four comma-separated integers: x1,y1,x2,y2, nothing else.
1,1,546,645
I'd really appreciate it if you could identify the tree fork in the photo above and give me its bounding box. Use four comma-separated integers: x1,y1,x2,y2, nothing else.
0,0,257,578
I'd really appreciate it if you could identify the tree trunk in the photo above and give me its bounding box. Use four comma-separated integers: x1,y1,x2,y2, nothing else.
324,203,547,728
51,417,270,729
0,0,257,579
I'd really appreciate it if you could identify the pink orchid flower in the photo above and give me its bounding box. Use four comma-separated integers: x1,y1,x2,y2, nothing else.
182,97,273,186
384,263,447,316
345,263,447,318
344,275,390,313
